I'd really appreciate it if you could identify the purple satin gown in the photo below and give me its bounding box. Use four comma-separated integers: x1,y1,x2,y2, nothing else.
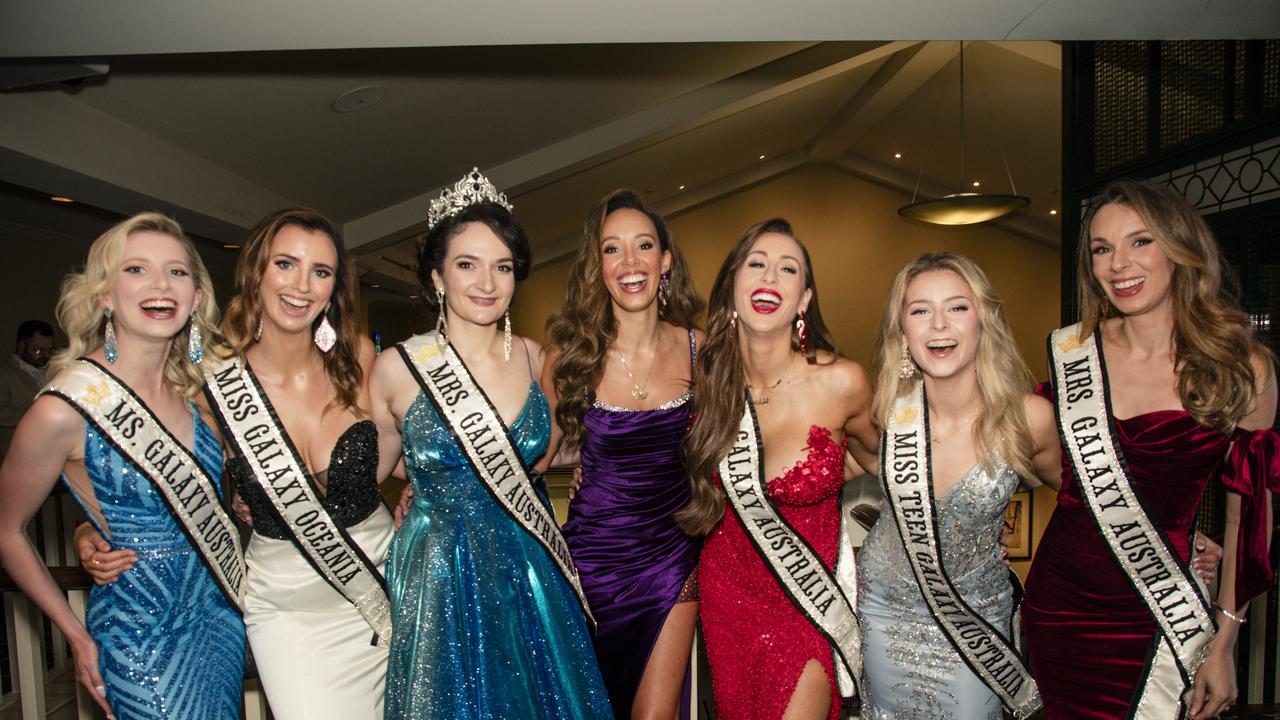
562,330,700,718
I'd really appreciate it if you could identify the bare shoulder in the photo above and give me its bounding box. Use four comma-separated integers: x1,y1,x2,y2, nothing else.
371,344,413,387
812,353,872,395
520,336,545,377
1023,393,1056,435
25,394,86,435
1250,346,1275,390
355,335,377,372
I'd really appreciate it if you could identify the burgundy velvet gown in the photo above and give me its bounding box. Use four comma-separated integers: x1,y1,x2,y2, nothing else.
700,425,846,720
1024,385,1278,720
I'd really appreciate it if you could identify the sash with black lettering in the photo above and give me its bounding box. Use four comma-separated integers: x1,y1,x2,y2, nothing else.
881,380,1041,718
42,359,245,611
203,355,391,647
398,333,594,626
719,392,861,696
1049,323,1214,719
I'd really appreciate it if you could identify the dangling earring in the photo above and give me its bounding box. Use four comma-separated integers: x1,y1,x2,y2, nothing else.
254,318,263,342
314,303,337,353
1100,295,1110,318
898,336,916,380
658,270,670,309
795,314,808,355
434,287,448,345
503,310,512,362
187,312,204,365
730,310,738,331
103,307,118,365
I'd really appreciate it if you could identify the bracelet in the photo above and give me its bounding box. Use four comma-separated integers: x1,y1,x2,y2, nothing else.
1215,605,1248,624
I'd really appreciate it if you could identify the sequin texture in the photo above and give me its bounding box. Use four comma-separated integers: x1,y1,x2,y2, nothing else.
857,453,1018,720
700,425,846,720
382,383,613,719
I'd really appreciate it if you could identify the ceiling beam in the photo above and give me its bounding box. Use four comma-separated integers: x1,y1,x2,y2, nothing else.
344,41,913,251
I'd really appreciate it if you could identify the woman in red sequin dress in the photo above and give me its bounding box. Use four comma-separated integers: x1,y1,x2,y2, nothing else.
677,219,879,720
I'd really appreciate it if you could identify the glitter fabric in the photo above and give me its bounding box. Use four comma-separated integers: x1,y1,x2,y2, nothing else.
383,383,614,719
699,425,845,720
67,406,245,719
234,418,393,719
857,453,1018,720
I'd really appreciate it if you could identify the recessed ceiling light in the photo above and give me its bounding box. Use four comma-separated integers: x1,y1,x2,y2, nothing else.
222,244,241,249
331,86,387,113
370,283,381,288
758,154,766,160
893,153,902,159
1049,210,1058,215
50,196,73,203
409,294,418,299
972,181,981,187
678,185,685,191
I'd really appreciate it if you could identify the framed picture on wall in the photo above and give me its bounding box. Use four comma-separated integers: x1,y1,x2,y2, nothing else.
1004,491,1033,560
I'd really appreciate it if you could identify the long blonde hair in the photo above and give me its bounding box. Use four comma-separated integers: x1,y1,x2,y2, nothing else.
51,212,221,399
873,253,1036,480
1077,180,1270,432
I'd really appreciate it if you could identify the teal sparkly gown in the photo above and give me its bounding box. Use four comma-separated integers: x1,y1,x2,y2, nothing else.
383,383,613,719
68,407,245,719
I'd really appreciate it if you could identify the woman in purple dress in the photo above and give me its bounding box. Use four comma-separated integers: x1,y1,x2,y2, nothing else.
541,190,703,720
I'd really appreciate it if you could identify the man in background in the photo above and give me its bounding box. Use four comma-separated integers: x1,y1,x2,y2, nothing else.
0,320,54,458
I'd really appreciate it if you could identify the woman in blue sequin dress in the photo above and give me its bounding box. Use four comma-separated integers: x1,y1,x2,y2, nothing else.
370,173,612,719
0,214,245,719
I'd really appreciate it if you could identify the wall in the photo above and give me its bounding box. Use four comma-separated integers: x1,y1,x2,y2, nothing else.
513,164,1062,576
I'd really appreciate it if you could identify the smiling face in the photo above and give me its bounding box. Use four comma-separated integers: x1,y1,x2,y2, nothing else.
599,208,672,315
257,224,338,338
732,231,812,334
1089,202,1176,318
103,230,202,342
431,221,516,327
901,269,979,381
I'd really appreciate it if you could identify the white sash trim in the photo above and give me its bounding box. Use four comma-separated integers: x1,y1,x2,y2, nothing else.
398,333,594,626
881,380,1041,718
1049,324,1214,719
43,360,245,610
203,356,391,647
718,394,861,688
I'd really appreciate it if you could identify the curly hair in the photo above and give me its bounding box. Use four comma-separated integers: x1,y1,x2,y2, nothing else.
872,253,1036,481
220,208,364,413
1076,180,1272,432
50,213,221,399
545,190,703,450
676,218,836,536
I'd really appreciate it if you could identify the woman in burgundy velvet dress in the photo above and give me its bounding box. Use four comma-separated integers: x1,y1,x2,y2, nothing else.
541,190,704,720
1023,180,1278,720
677,219,879,720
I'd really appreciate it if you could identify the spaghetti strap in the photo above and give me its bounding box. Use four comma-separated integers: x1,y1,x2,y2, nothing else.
687,327,697,372
520,337,536,382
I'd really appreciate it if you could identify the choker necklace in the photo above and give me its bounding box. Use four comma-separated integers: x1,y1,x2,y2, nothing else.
747,354,795,405
616,333,662,401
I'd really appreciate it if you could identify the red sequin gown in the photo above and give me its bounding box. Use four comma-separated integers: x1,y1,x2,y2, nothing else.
700,425,846,720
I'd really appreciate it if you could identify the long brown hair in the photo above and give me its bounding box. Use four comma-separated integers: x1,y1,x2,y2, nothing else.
872,253,1036,480
221,208,364,412
545,190,702,450
676,218,836,536
1077,180,1271,432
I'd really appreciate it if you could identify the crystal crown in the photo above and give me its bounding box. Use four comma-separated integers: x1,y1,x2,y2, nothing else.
427,167,513,230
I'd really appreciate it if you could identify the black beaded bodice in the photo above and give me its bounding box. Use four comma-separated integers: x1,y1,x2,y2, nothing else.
231,419,383,540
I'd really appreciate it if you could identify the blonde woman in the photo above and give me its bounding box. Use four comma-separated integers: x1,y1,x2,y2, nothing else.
857,253,1059,719
1023,180,1277,720
0,213,244,719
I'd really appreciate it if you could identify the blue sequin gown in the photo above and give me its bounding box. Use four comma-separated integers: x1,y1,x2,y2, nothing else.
383,383,614,719
67,407,245,719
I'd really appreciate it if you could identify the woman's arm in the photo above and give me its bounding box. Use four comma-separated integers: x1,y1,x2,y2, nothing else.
0,397,114,717
837,360,879,474
535,346,566,474
1025,394,1062,491
369,349,408,484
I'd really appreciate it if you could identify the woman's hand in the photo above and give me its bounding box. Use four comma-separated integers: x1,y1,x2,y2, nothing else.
1188,647,1237,720
69,633,114,719
569,466,583,503
394,484,414,531
74,523,134,585
1191,532,1222,585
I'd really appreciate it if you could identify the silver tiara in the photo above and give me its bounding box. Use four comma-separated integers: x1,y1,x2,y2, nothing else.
427,167,513,230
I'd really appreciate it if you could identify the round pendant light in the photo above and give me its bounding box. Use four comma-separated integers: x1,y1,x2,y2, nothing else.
898,192,1030,225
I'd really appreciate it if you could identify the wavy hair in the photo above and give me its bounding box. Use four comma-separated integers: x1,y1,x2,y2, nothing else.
1077,180,1271,432
545,190,703,449
221,208,363,413
51,212,221,399
676,218,836,536
872,253,1036,480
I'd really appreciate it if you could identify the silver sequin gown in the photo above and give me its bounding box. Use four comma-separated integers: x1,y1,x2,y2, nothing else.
856,454,1019,720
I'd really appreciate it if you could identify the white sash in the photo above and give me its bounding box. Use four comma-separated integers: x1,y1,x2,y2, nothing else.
1049,324,1215,719
398,333,594,626
43,360,245,610
203,356,391,647
881,380,1041,718
718,393,861,695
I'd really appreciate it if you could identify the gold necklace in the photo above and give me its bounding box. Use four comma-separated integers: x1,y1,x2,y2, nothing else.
747,355,795,405
616,334,661,401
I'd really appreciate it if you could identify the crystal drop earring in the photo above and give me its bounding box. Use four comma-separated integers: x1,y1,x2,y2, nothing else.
187,312,204,364
898,336,917,380
103,307,118,364
434,287,448,344
503,310,512,362
314,303,337,353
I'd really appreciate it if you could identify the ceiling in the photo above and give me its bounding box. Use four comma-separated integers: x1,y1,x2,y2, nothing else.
0,1,1270,297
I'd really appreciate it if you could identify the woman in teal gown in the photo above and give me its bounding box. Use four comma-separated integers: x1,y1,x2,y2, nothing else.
371,170,612,719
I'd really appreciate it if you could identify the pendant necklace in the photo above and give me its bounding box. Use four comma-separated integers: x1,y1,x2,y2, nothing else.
748,354,795,405
616,332,661,401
